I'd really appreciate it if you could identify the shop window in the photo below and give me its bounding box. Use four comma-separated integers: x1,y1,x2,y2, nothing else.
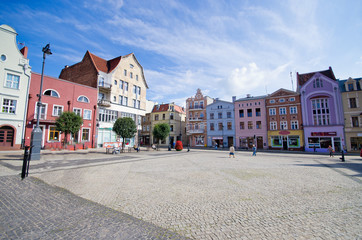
288,136,300,147
271,136,282,147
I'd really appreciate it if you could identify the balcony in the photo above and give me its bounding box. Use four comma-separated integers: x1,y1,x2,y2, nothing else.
188,106,204,111
188,117,204,121
187,129,204,134
98,82,112,91
98,99,111,107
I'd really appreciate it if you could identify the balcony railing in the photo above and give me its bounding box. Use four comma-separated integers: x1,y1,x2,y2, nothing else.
188,106,204,110
98,99,111,107
98,82,112,90
187,129,204,134
188,117,204,121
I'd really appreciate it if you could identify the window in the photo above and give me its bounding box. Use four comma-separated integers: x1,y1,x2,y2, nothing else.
248,121,253,129
239,110,244,118
227,122,232,130
133,99,137,108
280,121,288,130
119,80,124,89
240,122,244,130
52,105,63,116
44,89,59,98
35,103,47,119
130,72,133,78
2,99,17,114
155,114,159,121
162,114,165,120
271,136,282,147
83,109,91,120
137,100,140,109
114,80,117,85
210,113,214,119
123,97,128,106
352,117,359,127
138,87,141,95
218,122,223,131
288,136,300,147
270,121,277,130
136,75,138,81
290,106,297,114
82,129,90,141
5,73,20,89
218,112,222,119
291,120,299,130
348,83,354,91
147,125,150,131
170,125,173,132
227,112,232,118
73,108,81,116
113,96,116,102
279,98,285,103
210,123,214,131
279,107,286,115
256,121,261,129
98,93,105,100
130,64,134,68
98,109,118,122
77,96,89,103
289,97,295,102
200,101,204,108
313,78,323,88
49,126,60,141
269,99,275,103
133,86,137,94
124,82,128,91
349,98,357,108
124,69,127,76
247,109,252,117
269,108,276,115
119,95,123,105
312,98,330,126
170,113,174,120
256,108,261,117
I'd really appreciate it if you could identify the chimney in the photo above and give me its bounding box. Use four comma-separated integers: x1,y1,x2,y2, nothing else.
20,46,28,58
232,96,236,102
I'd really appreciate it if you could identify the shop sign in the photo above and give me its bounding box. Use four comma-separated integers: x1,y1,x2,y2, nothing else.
212,137,223,140
311,132,337,136
279,130,290,135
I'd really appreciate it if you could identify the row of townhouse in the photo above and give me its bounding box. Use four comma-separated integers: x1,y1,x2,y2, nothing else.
0,24,149,150
186,67,361,153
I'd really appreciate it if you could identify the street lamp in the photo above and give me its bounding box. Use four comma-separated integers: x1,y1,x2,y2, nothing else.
30,44,52,160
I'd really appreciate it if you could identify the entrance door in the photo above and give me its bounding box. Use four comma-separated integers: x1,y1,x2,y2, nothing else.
0,126,14,147
228,137,233,148
257,137,263,149
283,136,288,150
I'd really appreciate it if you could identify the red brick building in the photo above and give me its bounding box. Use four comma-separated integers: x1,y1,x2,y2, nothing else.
24,73,98,149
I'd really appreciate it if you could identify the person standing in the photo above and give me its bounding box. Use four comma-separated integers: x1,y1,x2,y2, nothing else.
252,144,257,156
229,144,235,158
328,145,334,157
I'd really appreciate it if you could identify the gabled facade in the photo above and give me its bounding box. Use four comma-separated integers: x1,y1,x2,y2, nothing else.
297,67,345,152
266,88,304,150
339,77,362,152
150,103,186,146
59,51,148,147
24,73,98,149
234,95,267,149
0,24,31,150
206,98,235,148
186,89,214,147
140,113,152,146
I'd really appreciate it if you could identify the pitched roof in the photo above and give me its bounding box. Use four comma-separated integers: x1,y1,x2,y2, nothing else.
235,95,267,102
152,103,185,114
297,67,336,87
267,88,298,98
338,77,362,92
88,51,122,73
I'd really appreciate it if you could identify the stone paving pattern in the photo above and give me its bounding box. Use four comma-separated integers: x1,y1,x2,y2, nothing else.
0,149,361,239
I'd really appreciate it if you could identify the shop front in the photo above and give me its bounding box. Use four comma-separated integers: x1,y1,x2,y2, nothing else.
304,127,344,152
268,130,304,151
346,133,362,152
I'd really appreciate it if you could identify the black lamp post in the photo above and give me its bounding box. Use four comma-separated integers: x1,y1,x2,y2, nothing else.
30,44,52,160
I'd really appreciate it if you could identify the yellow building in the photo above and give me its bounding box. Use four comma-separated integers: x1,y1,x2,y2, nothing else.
150,103,186,146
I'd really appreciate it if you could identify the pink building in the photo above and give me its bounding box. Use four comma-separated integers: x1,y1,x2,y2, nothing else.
24,73,98,149
234,95,268,149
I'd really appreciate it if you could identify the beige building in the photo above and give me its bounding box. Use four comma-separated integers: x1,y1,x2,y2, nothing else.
339,77,362,152
60,51,148,147
0,25,31,150
150,103,186,146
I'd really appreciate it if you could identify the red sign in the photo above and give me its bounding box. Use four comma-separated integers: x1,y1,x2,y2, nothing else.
311,132,337,136
279,131,290,135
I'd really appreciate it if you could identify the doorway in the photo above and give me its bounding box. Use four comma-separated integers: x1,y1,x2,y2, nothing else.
257,137,263,149
0,126,14,147
283,136,288,150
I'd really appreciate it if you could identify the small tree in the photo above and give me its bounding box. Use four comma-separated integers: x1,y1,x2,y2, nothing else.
153,123,170,147
112,117,137,149
55,111,83,147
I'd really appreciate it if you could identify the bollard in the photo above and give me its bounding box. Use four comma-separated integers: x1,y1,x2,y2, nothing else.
21,146,30,179
340,150,345,162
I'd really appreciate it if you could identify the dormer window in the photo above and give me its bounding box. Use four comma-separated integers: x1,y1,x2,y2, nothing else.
44,89,59,98
313,78,323,88
348,83,354,91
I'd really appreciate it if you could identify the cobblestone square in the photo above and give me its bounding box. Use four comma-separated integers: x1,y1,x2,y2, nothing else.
1,149,361,239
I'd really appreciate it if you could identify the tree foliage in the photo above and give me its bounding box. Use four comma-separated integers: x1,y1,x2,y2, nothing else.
112,117,137,148
55,111,83,145
152,123,170,143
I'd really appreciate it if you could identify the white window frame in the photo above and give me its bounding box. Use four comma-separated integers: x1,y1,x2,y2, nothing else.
2,98,17,114
83,109,92,120
5,73,20,89
35,102,48,120
279,107,286,115
52,105,63,117
44,89,60,98
291,120,299,130
73,107,82,116
290,106,297,114
123,96,128,106
77,95,89,103
270,121,277,130
280,121,288,130
81,128,91,142
119,95,123,105
269,108,276,116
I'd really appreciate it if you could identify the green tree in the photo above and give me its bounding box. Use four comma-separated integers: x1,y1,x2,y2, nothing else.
55,111,83,146
112,117,137,149
152,123,170,147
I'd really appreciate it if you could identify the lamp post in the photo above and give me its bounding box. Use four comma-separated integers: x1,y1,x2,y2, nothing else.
30,44,52,160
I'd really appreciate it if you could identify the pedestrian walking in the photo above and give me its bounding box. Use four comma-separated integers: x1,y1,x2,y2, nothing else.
229,144,235,158
187,144,190,152
215,143,218,150
252,144,256,156
328,145,334,157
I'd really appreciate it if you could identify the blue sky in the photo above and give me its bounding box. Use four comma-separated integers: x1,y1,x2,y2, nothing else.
1,0,361,107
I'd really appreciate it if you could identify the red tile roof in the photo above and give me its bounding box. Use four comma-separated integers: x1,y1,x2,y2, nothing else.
152,104,185,114
297,67,336,87
88,51,122,73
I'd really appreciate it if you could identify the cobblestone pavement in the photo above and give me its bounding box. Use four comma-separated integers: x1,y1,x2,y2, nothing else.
0,149,361,239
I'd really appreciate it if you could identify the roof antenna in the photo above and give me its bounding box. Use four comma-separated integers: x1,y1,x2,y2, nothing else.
290,71,294,91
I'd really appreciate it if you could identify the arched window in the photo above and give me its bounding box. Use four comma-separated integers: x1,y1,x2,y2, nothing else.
77,95,89,103
43,89,59,98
